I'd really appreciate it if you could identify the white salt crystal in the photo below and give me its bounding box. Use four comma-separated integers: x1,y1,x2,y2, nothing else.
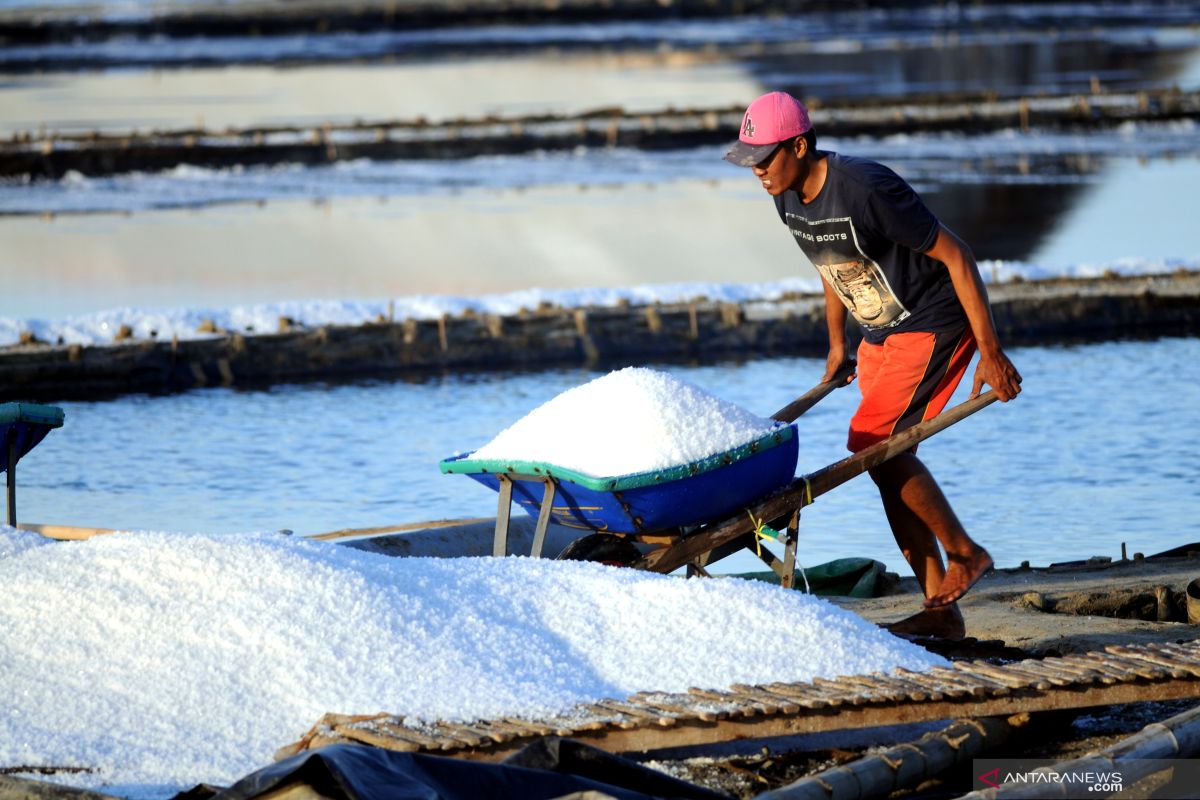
470,367,783,476
0,529,943,798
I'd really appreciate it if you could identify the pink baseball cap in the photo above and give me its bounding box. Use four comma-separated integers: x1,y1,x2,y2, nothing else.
723,91,813,167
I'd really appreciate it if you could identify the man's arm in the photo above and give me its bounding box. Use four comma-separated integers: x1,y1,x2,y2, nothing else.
821,277,854,383
925,224,1023,401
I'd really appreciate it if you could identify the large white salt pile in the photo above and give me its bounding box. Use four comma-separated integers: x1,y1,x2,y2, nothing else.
1,527,943,798
470,367,783,476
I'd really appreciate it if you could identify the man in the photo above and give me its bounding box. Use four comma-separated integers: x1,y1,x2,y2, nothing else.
726,91,1022,639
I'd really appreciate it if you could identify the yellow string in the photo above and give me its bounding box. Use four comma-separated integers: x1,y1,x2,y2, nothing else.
746,510,779,558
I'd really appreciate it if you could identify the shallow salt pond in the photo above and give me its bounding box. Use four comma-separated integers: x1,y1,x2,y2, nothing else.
15,336,1200,575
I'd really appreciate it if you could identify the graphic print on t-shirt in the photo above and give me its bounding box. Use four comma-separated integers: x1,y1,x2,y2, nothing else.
786,213,910,329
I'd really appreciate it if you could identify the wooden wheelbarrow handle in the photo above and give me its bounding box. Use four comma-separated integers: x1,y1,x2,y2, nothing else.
770,359,857,423
636,390,999,574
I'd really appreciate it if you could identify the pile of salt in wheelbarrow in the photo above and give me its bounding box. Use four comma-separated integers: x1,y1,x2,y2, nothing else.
441,363,994,584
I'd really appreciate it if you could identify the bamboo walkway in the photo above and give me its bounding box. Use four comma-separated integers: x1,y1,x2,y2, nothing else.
277,640,1200,762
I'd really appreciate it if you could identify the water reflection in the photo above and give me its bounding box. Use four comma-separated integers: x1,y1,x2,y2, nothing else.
751,34,1200,101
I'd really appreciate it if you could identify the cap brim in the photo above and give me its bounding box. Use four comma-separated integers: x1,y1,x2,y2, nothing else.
723,140,780,167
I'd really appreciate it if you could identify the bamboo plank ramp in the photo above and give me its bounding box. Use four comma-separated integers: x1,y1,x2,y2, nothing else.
276,641,1200,763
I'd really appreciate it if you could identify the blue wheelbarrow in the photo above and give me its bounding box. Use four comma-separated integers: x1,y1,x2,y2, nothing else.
441,363,995,585
1,402,65,526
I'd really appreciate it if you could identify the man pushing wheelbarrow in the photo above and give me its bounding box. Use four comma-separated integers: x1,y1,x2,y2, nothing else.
724,91,1023,640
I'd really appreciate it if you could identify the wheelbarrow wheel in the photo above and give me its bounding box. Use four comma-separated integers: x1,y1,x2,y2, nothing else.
555,534,641,567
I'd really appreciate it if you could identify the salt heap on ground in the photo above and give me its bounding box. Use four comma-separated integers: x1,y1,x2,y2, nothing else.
470,366,782,476
1,527,944,799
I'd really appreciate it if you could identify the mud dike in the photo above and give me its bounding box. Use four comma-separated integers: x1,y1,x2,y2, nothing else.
5,87,1199,180
0,1,970,44
2,272,1198,402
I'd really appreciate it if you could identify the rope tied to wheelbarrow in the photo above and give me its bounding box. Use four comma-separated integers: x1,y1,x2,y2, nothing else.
746,509,780,558
747,477,813,592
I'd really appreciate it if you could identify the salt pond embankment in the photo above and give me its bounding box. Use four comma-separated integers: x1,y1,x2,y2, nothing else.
1,271,1197,402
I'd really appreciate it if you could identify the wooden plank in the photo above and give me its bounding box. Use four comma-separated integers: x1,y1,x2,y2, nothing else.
812,676,872,705
1091,652,1171,681
371,722,444,750
763,681,843,708
687,687,765,717
332,722,424,752
307,517,491,541
1072,654,1146,683
16,523,121,541
631,693,723,722
946,662,1026,691
730,684,802,714
1107,645,1200,678
592,699,677,727
498,717,558,737
997,660,1074,687
1039,657,1118,685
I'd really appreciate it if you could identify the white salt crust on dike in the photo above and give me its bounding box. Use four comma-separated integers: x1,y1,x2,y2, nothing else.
0,528,945,798
469,367,785,476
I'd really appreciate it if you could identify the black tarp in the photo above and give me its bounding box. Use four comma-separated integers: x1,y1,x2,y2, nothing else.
208,739,729,800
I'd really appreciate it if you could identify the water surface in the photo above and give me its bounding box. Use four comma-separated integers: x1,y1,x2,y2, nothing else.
16,336,1199,576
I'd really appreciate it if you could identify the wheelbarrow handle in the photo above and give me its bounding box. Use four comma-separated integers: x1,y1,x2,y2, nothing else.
770,358,857,423
635,390,998,575
804,390,999,500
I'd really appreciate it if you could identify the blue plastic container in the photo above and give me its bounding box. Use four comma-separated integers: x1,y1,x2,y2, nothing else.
440,424,798,534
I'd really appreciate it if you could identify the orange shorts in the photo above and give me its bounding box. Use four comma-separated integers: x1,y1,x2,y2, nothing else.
847,328,977,453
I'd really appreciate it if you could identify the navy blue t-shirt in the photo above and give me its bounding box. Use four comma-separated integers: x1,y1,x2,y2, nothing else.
774,152,965,344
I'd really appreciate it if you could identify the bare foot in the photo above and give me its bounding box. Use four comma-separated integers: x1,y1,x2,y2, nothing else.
883,605,966,640
924,549,994,608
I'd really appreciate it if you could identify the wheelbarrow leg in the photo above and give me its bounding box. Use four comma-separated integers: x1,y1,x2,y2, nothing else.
6,431,16,527
493,476,514,557
530,478,556,559
780,508,801,590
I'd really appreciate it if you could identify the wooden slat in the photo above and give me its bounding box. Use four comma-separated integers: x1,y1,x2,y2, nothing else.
812,676,873,705
631,693,723,722
592,699,677,727
997,660,1072,688
902,666,986,698
333,722,423,751
818,674,900,703
1040,657,1118,685
1107,645,1200,678
853,672,935,702
891,667,965,699
497,717,556,737
948,662,1028,691
1091,652,1170,681
760,681,837,709
1154,642,1200,666
730,685,802,714
687,687,768,717
427,722,487,748
579,703,639,730
372,721,445,750
307,517,494,541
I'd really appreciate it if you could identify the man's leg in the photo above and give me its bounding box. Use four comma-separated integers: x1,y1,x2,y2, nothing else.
850,329,990,635
870,453,992,638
